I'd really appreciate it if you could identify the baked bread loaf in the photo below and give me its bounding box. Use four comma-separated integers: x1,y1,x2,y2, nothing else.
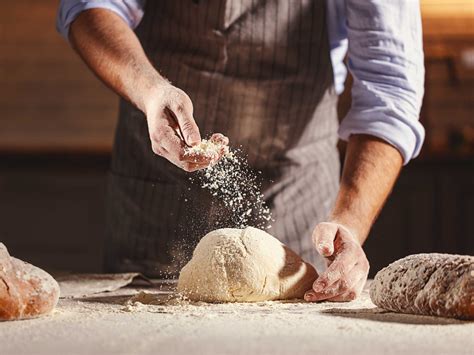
370,253,473,320
0,243,60,321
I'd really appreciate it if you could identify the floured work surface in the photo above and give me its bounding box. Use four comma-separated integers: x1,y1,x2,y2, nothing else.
56,272,146,298
0,280,472,355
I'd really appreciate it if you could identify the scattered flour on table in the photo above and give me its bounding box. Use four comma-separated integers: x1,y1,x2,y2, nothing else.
119,290,370,318
186,140,272,229
121,291,183,312
115,288,466,328
3,286,472,355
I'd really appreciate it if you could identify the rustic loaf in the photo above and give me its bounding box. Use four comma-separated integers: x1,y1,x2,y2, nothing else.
0,243,60,321
370,253,473,320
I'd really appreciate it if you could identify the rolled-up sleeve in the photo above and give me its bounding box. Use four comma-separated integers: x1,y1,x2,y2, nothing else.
56,0,146,40
338,0,425,164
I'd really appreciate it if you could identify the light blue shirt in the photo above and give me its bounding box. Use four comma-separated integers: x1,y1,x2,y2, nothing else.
57,0,425,164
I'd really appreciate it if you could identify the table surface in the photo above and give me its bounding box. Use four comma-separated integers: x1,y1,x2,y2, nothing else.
1,282,473,355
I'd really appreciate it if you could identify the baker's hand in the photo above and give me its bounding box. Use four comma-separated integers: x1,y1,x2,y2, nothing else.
304,222,369,302
144,82,216,172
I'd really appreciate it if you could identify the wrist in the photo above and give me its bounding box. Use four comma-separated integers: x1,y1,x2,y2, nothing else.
141,77,171,116
327,214,368,246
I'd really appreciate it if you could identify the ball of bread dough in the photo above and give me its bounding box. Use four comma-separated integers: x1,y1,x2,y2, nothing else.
177,227,318,302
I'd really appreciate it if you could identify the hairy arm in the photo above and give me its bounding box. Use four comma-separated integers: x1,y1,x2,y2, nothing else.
331,134,402,244
305,134,402,302
69,9,226,170
305,0,423,302
70,8,161,114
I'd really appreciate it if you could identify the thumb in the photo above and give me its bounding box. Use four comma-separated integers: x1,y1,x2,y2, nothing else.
312,222,338,257
170,104,201,146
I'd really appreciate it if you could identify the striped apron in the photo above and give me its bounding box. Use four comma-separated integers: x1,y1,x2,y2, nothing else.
105,0,340,277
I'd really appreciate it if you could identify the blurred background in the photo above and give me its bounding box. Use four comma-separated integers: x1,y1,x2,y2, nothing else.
0,0,473,276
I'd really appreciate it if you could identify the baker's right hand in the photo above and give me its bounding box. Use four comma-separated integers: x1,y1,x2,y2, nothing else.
144,82,212,172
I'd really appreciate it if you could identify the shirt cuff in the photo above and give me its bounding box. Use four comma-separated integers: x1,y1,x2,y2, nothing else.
338,108,425,165
56,0,145,40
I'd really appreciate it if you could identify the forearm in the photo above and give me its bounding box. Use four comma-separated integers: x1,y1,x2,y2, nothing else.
69,8,166,113
69,8,221,169
329,134,403,244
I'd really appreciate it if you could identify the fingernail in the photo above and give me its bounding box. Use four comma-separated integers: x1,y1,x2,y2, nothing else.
304,292,315,301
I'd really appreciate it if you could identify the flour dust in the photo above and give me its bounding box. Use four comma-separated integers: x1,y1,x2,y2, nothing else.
185,139,272,230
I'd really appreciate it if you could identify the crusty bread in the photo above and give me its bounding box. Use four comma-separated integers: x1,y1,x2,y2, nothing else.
370,253,473,320
0,243,60,321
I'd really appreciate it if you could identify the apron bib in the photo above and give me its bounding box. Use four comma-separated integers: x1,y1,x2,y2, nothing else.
105,0,340,277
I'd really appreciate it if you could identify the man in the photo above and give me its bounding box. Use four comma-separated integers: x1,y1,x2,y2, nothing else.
57,0,424,302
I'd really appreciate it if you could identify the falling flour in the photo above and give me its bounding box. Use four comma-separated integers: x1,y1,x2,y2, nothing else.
186,139,272,229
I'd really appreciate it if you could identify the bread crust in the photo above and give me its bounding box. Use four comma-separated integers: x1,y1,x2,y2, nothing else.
0,243,60,321
370,253,474,320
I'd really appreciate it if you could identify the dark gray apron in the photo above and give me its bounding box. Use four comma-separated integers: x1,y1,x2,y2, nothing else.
105,0,340,277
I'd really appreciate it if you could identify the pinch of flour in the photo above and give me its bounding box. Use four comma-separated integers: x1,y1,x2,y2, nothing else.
184,139,230,159
190,145,273,229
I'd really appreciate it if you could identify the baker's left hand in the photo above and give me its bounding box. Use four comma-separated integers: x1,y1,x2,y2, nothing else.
304,222,369,302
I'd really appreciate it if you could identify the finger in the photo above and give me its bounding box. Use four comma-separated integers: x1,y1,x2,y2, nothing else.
325,274,366,302
157,127,201,163
304,279,345,302
312,222,338,257
164,111,179,131
326,271,366,303
325,291,357,302
160,149,208,172
158,126,185,154
176,152,214,171
168,104,201,146
151,142,182,169
210,133,229,146
182,161,207,172
304,263,358,302
151,125,208,170
311,254,356,293
352,275,367,298
210,133,230,160
179,153,213,171
184,151,217,165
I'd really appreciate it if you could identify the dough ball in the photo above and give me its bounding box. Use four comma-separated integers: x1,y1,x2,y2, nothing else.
177,227,318,302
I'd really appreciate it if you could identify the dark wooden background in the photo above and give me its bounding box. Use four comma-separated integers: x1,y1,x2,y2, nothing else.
0,0,473,275
0,0,117,153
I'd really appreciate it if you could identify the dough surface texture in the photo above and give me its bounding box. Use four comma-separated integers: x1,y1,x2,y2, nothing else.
177,227,318,302
370,253,474,320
